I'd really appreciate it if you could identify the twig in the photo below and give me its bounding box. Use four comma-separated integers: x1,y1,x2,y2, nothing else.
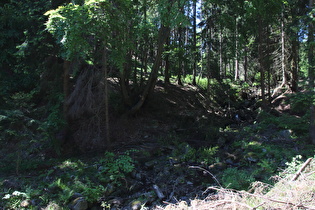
252,202,266,210
208,200,253,209
188,166,222,187
208,186,311,209
305,171,315,178
291,158,313,181
153,184,165,199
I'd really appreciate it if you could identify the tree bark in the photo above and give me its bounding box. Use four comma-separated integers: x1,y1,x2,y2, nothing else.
164,35,171,85
219,27,223,80
291,37,299,92
63,60,71,121
192,0,197,85
244,46,248,82
102,47,110,147
234,16,239,81
177,26,183,86
128,25,171,114
258,17,267,109
281,13,287,87
120,69,131,106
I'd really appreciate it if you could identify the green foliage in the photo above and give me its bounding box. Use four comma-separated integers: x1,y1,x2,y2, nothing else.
0,151,136,207
196,78,209,90
257,110,309,135
48,178,74,204
199,79,241,109
221,168,255,190
183,74,208,89
39,102,66,154
171,142,218,165
288,91,315,114
97,151,136,186
278,155,304,178
2,190,30,209
45,3,98,60
0,90,53,174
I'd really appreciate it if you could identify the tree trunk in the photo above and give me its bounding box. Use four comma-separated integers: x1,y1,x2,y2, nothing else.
308,0,315,144
102,47,110,147
128,25,171,114
63,60,71,121
266,28,271,103
133,49,138,89
192,0,197,85
291,37,299,92
281,14,287,87
234,16,239,81
258,17,267,109
141,0,148,87
244,46,248,82
177,27,183,86
164,36,171,85
120,69,131,106
219,27,223,80
207,23,212,86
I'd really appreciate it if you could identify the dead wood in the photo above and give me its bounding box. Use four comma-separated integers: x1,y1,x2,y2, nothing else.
291,158,313,181
66,66,109,150
189,166,222,187
208,186,314,209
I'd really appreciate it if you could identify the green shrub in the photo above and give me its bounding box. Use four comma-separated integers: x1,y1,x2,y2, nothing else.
221,168,255,190
97,151,135,186
288,92,314,114
1,191,30,209
278,155,304,179
171,143,218,165
257,110,309,135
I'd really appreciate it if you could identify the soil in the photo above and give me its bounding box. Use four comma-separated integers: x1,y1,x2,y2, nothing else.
85,81,259,209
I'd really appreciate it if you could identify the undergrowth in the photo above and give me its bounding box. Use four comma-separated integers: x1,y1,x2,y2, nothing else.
0,151,136,209
158,156,315,210
1,79,315,209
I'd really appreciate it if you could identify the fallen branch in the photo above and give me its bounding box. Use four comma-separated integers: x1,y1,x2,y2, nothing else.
153,184,165,199
305,171,315,178
208,200,253,209
291,158,313,181
188,166,222,187
252,201,266,210
208,186,312,209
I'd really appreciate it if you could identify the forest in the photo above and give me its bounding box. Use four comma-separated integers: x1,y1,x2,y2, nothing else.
1,0,315,209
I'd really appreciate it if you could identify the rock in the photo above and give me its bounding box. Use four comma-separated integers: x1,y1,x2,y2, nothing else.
69,197,88,210
131,170,142,180
2,180,19,189
186,181,193,185
90,206,103,210
209,162,226,170
225,159,235,166
71,192,84,200
246,156,258,163
44,202,61,210
131,200,142,210
108,197,123,208
105,183,115,196
144,160,157,169
153,185,165,199
279,129,292,139
129,181,144,193
20,200,31,208
217,137,226,146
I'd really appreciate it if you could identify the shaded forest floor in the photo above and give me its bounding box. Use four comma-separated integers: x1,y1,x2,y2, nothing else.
1,80,315,209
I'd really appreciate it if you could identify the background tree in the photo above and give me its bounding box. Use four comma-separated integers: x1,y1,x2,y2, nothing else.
308,0,315,144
